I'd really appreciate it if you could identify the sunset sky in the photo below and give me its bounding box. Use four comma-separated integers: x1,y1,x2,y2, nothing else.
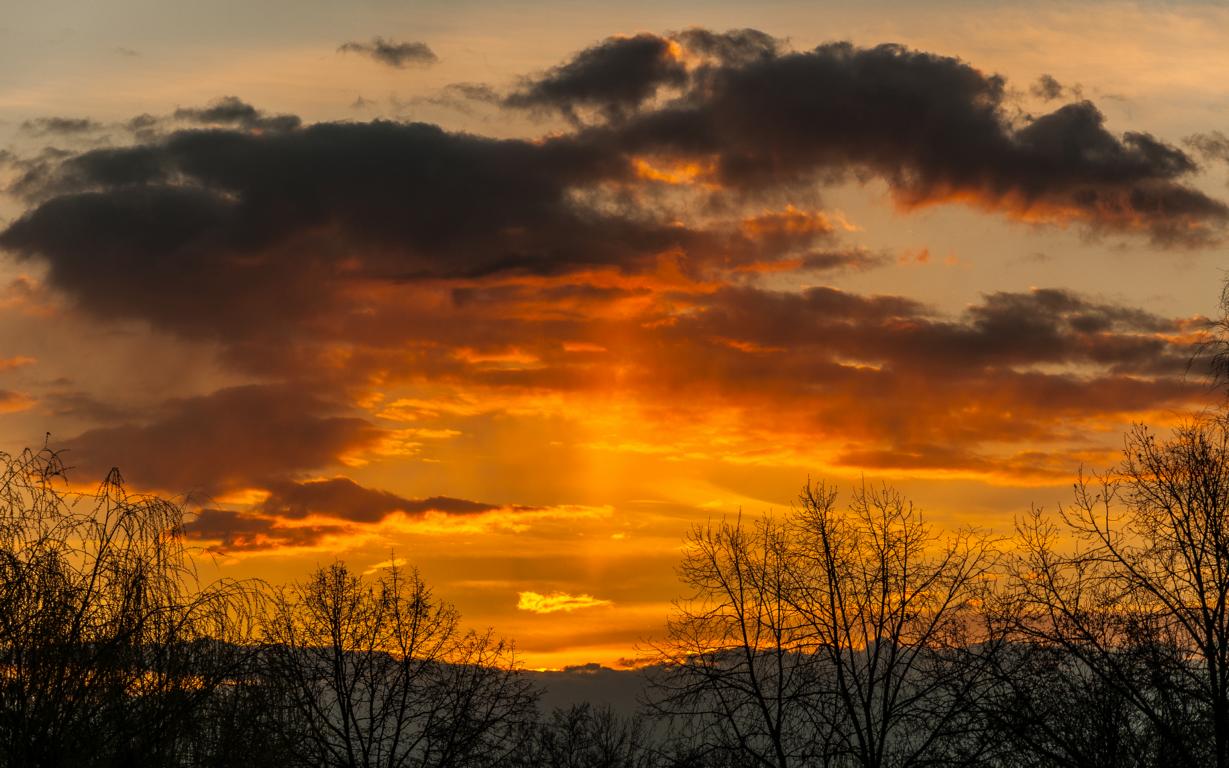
2,0,1228,669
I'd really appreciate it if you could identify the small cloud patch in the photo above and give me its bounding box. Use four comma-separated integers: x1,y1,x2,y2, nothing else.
0,390,34,414
338,37,438,68
0,356,35,372
517,590,612,614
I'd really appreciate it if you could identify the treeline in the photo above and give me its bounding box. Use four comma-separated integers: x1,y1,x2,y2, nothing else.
0,448,536,768
3,417,1229,767
651,418,1229,768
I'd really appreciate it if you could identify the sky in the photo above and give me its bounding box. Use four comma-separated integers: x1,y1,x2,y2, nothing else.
1,0,1228,669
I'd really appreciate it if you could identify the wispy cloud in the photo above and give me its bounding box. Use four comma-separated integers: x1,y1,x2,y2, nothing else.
0,390,35,414
0,356,35,372
338,37,438,68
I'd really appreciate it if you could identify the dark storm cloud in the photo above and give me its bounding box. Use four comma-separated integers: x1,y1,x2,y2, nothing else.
667,286,1190,378
63,384,383,493
173,96,301,132
505,29,782,124
0,120,740,339
182,480,528,551
11,145,170,200
260,477,501,522
304,279,1202,457
338,37,438,68
0,184,345,339
506,33,688,122
0,31,1223,360
20,117,103,136
2,34,1222,340
596,40,1224,242
544,283,1200,462
183,507,349,552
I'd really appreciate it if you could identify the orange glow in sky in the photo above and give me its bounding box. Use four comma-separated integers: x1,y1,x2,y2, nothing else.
1,0,1228,669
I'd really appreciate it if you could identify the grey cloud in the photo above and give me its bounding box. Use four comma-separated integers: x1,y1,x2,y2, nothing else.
338,37,438,68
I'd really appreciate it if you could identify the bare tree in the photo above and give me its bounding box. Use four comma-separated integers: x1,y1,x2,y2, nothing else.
0,447,257,768
788,482,1001,768
978,639,1162,768
1011,418,1229,768
650,483,999,768
509,702,659,768
263,559,536,768
649,513,837,768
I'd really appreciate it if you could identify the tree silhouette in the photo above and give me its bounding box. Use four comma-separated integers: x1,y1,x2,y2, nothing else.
0,448,256,768
1010,419,1229,768
10,414,1229,768
263,559,536,768
650,483,1001,768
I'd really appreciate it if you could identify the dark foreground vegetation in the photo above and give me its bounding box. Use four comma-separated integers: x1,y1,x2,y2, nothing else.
5,414,1229,767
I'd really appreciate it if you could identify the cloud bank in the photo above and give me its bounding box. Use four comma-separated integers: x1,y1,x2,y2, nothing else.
1,29,1222,552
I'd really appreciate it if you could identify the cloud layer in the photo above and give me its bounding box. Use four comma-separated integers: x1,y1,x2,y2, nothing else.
0,29,1222,554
